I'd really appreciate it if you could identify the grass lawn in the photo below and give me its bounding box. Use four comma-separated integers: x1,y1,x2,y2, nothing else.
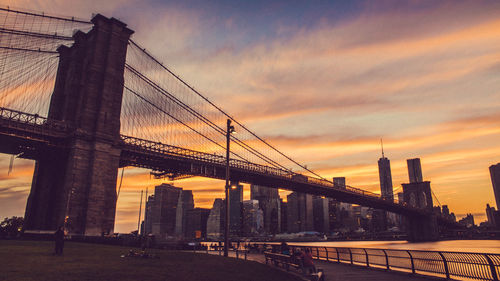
0,240,303,281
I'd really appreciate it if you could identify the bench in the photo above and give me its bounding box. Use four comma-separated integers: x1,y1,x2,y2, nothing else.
264,252,301,271
264,252,324,281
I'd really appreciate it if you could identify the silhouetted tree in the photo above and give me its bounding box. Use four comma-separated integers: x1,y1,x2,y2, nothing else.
0,216,24,238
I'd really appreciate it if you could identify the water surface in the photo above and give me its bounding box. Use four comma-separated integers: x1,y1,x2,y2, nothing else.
285,240,500,253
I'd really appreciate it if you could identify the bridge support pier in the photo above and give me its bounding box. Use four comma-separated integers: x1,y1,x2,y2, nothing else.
24,14,133,236
24,150,69,232
402,181,439,241
406,214,439,242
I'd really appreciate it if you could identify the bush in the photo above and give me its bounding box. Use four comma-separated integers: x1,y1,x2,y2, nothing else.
0,216,24,238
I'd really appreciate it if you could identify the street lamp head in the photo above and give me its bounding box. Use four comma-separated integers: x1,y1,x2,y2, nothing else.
229,125,235,134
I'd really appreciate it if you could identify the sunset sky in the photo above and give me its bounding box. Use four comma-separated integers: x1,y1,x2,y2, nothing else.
0,0,499,233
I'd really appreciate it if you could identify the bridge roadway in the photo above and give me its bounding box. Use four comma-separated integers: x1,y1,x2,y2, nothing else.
0,106,427,218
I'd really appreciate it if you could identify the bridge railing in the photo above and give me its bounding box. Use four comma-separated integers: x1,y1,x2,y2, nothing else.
121,135,293,177
0,107,47,125
0,106,68,136
120,135,383,199
273,245,500,281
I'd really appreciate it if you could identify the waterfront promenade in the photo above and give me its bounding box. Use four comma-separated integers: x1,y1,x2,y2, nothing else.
207,250,443,281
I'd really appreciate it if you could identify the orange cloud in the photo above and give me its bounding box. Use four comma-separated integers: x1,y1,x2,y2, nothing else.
1,2,500,233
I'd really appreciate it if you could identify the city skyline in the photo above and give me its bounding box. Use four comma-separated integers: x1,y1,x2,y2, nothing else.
0,0,499,233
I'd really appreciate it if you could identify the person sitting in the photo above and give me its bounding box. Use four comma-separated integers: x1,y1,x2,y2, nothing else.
291,248,302,266
280,241,290,255
299,248,316,275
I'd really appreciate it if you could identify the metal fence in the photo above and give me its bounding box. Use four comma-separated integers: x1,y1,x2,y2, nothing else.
276,245,500,281
204,244,248,260
203,242,500,280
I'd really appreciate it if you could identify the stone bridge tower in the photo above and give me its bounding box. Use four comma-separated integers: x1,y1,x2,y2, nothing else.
402,181,439,241
24,15,133,236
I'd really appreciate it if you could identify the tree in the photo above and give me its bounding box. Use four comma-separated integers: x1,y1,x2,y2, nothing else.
0,216,24,238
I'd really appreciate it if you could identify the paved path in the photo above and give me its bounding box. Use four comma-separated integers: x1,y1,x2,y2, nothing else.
204,250,446,281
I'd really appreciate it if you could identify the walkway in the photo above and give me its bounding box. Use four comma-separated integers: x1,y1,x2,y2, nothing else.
205,250,446,281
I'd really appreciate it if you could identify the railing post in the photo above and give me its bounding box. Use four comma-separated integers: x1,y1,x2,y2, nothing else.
236,249,239,259
364,249,370,267
382,249,389,270
407,250,415,274
348,248,353,265
438,252,450,279
485,254,499,281
316,247,320,259
325,247,329,261
244,250,247,260
336,248,340,263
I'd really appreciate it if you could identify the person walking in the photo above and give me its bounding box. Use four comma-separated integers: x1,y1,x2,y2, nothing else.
300,248,316,275
54,226,65,255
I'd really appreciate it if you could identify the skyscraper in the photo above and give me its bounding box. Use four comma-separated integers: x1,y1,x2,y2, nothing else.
442,205,450,216
280,199,287,233
229,182,243,235
143,194,155,235
175,190,194,237
396,192,405,229
327,199,339,232
407,158,423,183
287,192,313,233
313,196,329,233
207,198,225,239
458,214,475,228
250,185,281,234
331,177,350,232
378,142,394,201
485,204,498,228
333,177,346,189
489,163,500,209
185,208,210,239
151,183,182,238
242,200,263,236
397,192,404,204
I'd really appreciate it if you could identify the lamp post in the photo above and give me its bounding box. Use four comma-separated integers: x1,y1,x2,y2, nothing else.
224,119,234,257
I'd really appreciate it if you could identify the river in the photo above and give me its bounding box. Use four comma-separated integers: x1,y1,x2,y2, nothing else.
283,240,500,254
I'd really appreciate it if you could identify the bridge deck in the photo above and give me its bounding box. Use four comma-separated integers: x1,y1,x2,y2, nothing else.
0,106,429,217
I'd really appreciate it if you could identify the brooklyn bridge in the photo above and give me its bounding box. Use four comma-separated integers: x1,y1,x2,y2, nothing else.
0,8,445,241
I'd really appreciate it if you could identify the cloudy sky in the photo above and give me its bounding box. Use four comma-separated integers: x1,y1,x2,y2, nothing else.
0,0,499,232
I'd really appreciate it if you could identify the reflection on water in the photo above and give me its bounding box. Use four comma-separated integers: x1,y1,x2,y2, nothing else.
285,240,500,253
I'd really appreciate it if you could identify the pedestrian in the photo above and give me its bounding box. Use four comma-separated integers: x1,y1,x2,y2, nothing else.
280,241,290,255
54,226,65,255
300,248,316,275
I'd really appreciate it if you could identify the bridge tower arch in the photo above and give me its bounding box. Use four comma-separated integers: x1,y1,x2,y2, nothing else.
402,181,439,241
24,15,133,235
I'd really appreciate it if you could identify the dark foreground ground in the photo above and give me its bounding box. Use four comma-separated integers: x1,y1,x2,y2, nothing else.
0,240,303,281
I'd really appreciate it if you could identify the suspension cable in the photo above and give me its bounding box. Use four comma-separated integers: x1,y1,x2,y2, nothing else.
125,63,290,171
128,39,329,181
